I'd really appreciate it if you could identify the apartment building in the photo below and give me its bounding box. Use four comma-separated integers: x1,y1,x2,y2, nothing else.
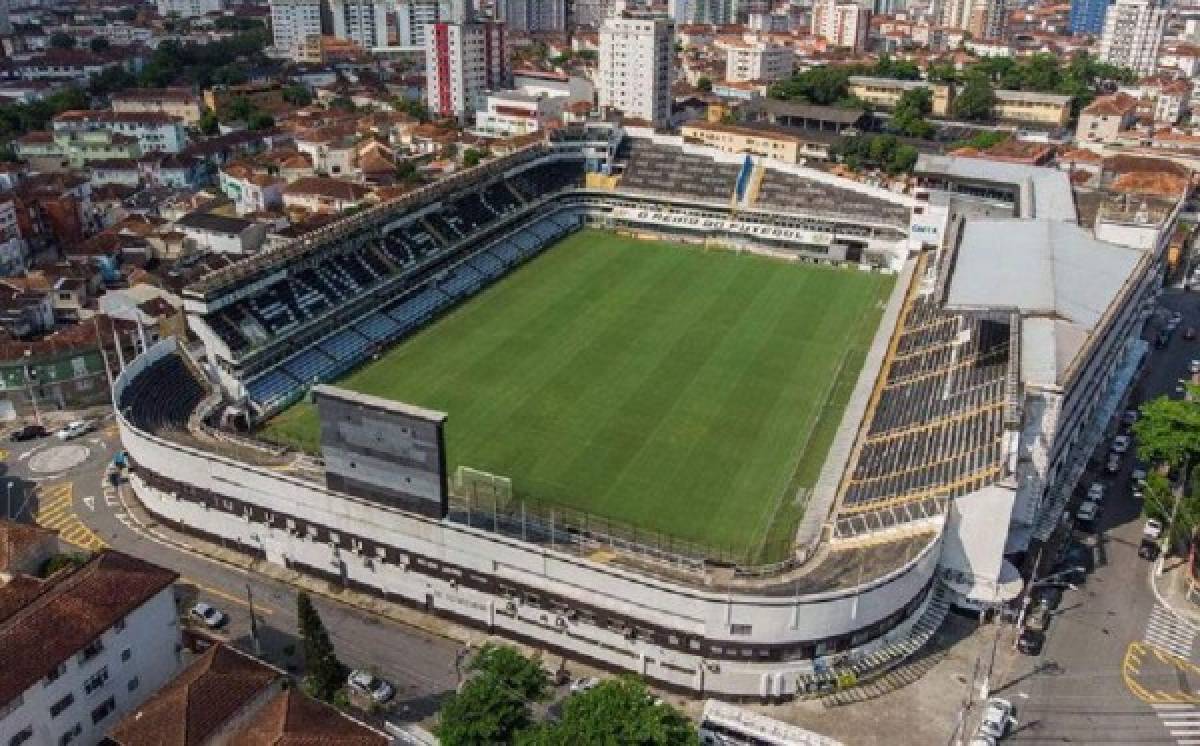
992,90,1073,126
812,0,870,50
1069,0,1109,34
270,0,324,60
499,0,566,31
396,0,452,48
110,89,203,128
474,91,566,137
725,41,793,83
425,20,509,122
0,540,181,746
329,0,391,48
156,0,224,17
681,120,823,163
668,0,738,25
52,111,188,154
1100,0,1167,77
598,10,674,125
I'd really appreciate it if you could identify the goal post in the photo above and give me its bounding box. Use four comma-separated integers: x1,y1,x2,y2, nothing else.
454,465,513,508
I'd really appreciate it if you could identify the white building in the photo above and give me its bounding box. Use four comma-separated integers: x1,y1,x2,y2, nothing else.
425,20,509,122
329,0,389,49
156,0,224,17
176,212,269,254
51,111,188,154
474,90,566,137
598,10,674,125
812,0,870,50
668,0,737,25
0,198,27,276
499,0,565,31
1100,0,1167,77
270,0,324,60
397,0,452,48
0,541,181,746
725,41,793,83
514,70,595,105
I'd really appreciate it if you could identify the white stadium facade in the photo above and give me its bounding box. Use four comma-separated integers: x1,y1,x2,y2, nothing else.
112,124,1180,700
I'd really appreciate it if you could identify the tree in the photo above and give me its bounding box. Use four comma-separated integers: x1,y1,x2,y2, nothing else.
227,95,256,122
890,86,934,138
89,37,110,54
394,97,429,121
49,32,76,49
697,76,713,93
296,592,344,702
282,83,312,106
518,677,698,746
1135,385,1200,468
769,65,855,106
198,107,219,135
247,111,274,130
468,644,550,702
395,159,418,182
952,74,995,121
212,62,249,86
437,675,532,745
329,96,356,112
463,148,487,168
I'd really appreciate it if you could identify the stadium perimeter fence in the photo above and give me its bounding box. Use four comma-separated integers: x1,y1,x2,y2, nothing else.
446,489,802,577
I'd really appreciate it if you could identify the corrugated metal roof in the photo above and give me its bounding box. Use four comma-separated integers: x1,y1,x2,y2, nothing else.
914,154,1077,222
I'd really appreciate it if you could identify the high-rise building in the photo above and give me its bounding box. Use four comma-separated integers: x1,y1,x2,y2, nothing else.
156,0,223,17
1099,0,1167,76
329,0,390,49
0,0,11,36
270,0,324,59
397,0,453,48
570,0,615,27
667,0,738,25
498,0,566,31
725,40,793,83
426,20,510,122
966,0,1006,40
1069,0,1111,34
597,8,673,126
812,0,870,50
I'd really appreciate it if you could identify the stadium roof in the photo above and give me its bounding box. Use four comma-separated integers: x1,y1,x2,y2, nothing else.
914,154,1076,222
945,218,1143,388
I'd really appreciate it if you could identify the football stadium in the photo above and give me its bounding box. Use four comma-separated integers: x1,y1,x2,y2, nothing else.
112,124,1162,700
262,229,894,562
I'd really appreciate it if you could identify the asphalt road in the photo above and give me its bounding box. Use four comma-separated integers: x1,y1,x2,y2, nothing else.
0,421,463,727
1000,288,1200,745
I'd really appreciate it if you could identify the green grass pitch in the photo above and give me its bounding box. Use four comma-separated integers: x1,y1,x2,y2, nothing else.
263,230,893,560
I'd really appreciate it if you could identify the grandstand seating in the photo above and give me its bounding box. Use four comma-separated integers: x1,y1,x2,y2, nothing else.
508,161,583,200
320,328,373,362
119,354,207,433
838,290,1010,518
617,139,740,202
756,171,911,229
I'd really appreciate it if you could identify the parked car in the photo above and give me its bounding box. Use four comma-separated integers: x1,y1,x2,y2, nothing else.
1017,627,1045,656
1026,604,1051,633
1139,519,1163,560
1033,585,1064,611
1190,360,1200,375
347,669,395,703
8,424,47,442
1106,453,1121,474
55,420,91,441
1055,542,1091,584
1122,409,1139,427
1111,435,1131,454
978,698,1018,739
1087,482,1106,503
1132,464,1148,484
1076,500,1102,529
188,602,227,629
570,677,600,695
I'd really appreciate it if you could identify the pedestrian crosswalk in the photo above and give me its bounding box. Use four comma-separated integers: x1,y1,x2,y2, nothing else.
1146,605,1197,661
34,482,105,551
1154,704,1200,745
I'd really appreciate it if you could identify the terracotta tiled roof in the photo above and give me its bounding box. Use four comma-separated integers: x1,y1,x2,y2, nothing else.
108,644,280,746
0,520,54,575
54,109,183,126
0,550,178,708
233,689,389,746
1082,92,1138,117
283,177,370,201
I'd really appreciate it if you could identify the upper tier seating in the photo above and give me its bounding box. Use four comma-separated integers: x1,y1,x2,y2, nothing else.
119,354,207,433
617,139,740,202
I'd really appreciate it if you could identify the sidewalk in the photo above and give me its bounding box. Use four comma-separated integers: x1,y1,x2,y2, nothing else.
1152,554,1200,627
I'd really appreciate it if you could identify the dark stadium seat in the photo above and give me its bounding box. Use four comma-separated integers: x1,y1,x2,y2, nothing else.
118,354,208,432
618,140,740,202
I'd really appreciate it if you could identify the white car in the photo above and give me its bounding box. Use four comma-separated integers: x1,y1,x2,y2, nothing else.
1076,500,1102,525
1111,435,1131,454
1190,360,1200,375
1105,453,1121,474
55,420,91,440
1087,482,1105,503
188,602,227,629
1132,466,1148,484
347,669,395,703
978,698,1018,739
570,676,600,694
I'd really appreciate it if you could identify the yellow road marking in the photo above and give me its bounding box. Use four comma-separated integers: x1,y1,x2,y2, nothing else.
1123,641,1200,704
33,483,106,551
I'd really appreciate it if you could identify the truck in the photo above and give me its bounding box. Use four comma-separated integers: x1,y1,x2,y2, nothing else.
1139,519,1163,560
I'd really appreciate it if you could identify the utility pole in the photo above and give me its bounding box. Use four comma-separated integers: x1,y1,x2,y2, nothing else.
247,583,262,656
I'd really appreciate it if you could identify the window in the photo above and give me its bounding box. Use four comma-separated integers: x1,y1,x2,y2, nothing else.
113,618,126,633
127,676,139,692
9,726,33,746
730,624,753,636
58,724,81,746
84,667,108,695
49,692,74,718
91,696,116,725
120,648,131,663
78,639,104,664
44,662,67,686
